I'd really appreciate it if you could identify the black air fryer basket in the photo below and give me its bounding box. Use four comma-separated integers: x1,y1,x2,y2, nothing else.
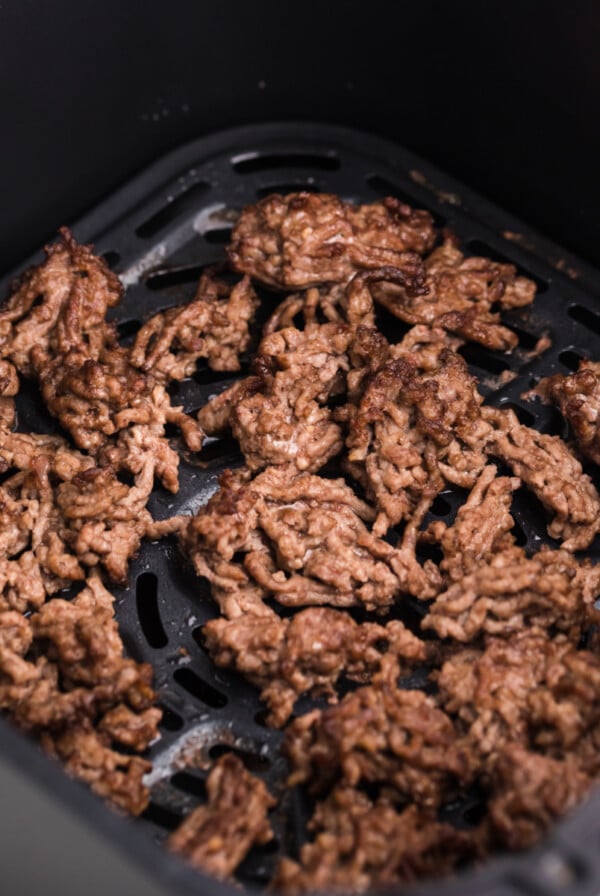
3,4,600,894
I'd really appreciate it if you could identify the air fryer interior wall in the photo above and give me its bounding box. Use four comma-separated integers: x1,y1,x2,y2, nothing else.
1,0,600,274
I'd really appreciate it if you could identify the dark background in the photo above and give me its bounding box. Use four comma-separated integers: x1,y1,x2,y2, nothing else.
1,0,600,274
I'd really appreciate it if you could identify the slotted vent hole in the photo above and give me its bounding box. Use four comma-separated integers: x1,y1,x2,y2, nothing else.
208,743,270,772
257,182,321,199
101,250,121,269
459,343,511,375
145,263,205,291
117,318,142,341
204,227,232,244
366,174,445,226
136,572,168,649
568,303,600,335
173,668,228,708
466,239,549,293
158,704,184,732
232,152,340,174
142,802,182,831
429,494,452,517
171,771,208,799
509,324,541,351
136,181,211,238
559,348,585,371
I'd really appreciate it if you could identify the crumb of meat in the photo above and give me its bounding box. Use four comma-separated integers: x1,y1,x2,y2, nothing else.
484,744,591,851
274,786,479,894
203,608,428,727
130,269,258,381
372,234,536,350
0,229,201,492
200,322,350,473
42,721,153,816
423,465,519,582
284,657,475,807
534,360,600,465
484,406,600,550
0,575,160,814
0,428,154,587
181,466,440,616
228,192,435,289
437,628,600,777
423,546,600,643
346,349,489,534
168,753,275,879
0,228,121,376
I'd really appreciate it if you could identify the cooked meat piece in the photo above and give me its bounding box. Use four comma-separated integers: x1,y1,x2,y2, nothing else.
389,324,464,366
0,228,121,376
423,465,519,582
182,466,439,615
0,428,154,587
346,349,488,534
204,608,428,727
263,283,350,334
285,657,474,807
0,575,160,814
199,322,350,473
168,753,275,879
0,359,18,429
42,721,152,815
1,230,201,492
437,630,571,757
130,270,258,381
485,744,592,851
438,628,600,777
373,234,536,350
534,360,600,465
424,546,600,642
228,192,435,289
34,335,201,492
274,786,478,894
484,406,600,550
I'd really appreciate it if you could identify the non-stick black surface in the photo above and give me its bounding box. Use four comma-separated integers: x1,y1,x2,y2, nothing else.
3,123,600,896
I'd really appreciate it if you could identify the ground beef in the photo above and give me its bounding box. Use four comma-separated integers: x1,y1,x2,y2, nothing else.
483,406,600,550
424,546,600,642
534,360,600,465
423,465,519,582
484,744,592,851
0,228,121,376
181,466,439,617
284,657,475,808
228,193,435,289
274,786,478,894
0,576,160,814
373,234,536,350
203,608,428,727
346,348,488,535
168,753,275,879
437,628,600,775
130,269,258,381
199,321,350,473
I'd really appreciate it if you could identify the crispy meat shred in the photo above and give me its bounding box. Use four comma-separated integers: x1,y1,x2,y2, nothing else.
228,192,436,289
168,753,275,879
373,234,536,350
534,360,600,465
274,786,479,894
204,608,428,727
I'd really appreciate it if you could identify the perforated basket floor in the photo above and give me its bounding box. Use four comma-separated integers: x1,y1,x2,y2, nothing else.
4,123,600,896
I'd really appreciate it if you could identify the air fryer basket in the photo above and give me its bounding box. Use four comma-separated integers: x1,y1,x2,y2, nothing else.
3,122,600,896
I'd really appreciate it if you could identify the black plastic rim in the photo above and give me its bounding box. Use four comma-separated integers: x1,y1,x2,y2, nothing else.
2,122,600,896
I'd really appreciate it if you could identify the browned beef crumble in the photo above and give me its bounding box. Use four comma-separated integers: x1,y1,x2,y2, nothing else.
168,753,275,879
534,359,600,465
